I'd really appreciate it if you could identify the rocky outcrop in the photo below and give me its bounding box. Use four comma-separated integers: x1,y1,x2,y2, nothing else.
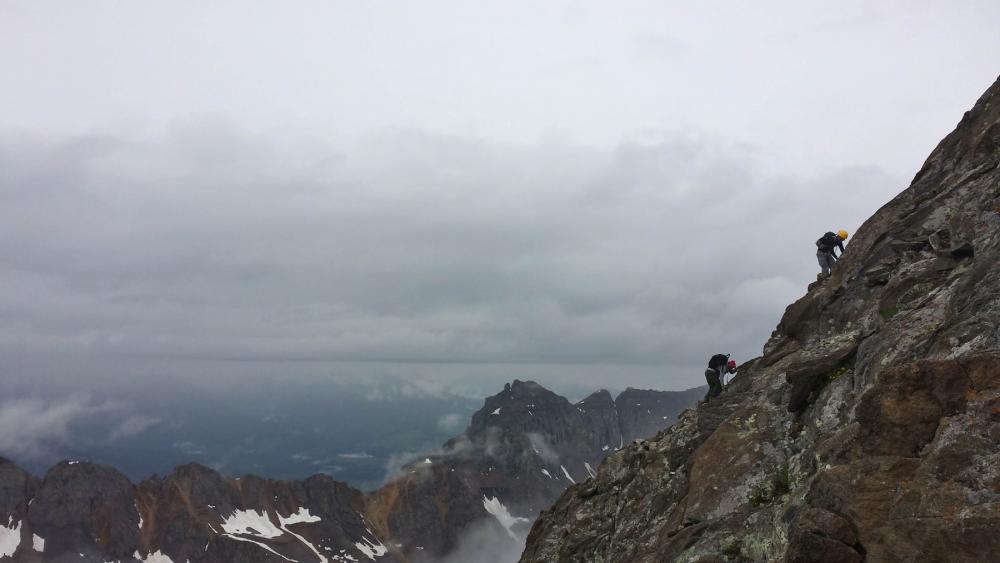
519,76,1000,562
0,383,701,562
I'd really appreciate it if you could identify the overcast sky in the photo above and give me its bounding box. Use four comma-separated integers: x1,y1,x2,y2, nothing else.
1,1,998,403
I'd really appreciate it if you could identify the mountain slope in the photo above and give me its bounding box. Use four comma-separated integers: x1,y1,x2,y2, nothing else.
519,76,1000,562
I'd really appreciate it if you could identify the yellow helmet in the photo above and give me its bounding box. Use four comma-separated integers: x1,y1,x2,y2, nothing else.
837,229,849,240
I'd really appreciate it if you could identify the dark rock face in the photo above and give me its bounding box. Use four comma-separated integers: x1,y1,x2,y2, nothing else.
520,76,1000,562
30,461,139,560
577,390,623,452
0,383,701,562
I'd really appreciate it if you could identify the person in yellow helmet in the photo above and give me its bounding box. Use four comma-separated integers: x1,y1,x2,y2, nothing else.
816,230,848,279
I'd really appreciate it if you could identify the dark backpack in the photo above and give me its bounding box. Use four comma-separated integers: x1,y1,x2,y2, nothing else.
709,354,728,370
816,232,839,251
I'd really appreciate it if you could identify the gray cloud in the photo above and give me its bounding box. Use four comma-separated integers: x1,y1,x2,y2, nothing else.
108,413,161,440
0,123,900,393
0,396,158,461
1,2,996,408
437,414,467,434
2,2,996,181
413,517,525,563
172,441,207,457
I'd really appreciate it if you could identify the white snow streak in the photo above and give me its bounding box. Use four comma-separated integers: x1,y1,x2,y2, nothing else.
540,468,553,479
354,536,388,560
32,533,44,552
584,462,597,479
482,496,530,540
490,408,501,415
221,534,297,562
279,508,326,563
560,465,576,483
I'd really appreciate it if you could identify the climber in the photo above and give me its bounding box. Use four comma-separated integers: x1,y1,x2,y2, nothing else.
816,230,849,280
705,354,737,401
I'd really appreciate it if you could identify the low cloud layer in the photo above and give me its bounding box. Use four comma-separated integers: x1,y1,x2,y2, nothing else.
437,414,467,434
413,518,526,563
0,396,158,462
0,122,901,391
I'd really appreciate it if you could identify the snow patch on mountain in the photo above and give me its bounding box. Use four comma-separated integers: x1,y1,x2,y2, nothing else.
279,507,321,526
482,496,530,540
134,549,184,563
354,535,387,560
220,509,283,538
0,517,21,557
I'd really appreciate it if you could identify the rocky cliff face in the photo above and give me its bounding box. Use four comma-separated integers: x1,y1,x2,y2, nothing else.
519,77,1000,563
0,382,700,562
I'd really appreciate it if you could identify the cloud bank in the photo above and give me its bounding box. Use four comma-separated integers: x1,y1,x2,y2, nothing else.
0,122,900,391
0,396,158,462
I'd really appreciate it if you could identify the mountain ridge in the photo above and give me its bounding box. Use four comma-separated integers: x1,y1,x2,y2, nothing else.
0,381,703,562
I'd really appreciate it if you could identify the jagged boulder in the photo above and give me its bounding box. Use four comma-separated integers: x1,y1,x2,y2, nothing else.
520,76,1000,562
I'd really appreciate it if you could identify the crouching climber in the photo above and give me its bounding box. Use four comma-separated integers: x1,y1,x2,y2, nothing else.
705,354,737,401
816,229,848,280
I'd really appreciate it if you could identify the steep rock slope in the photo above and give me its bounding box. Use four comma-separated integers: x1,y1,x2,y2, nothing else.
520,76,1000,563
0,382,700,562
